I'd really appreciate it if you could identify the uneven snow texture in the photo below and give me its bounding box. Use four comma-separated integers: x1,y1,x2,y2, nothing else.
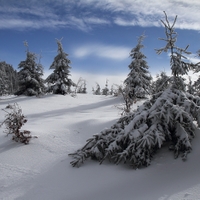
0,94,200,200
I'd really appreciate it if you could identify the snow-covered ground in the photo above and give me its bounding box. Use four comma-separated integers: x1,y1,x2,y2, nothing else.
0,94,200,200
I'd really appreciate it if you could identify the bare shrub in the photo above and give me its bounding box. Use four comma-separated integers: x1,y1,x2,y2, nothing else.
1,103,34,144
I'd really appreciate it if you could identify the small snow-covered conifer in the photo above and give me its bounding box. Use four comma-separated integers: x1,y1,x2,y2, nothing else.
102,80,109,96
46,38,75,95
75,77,87,94
124,34,152,100
70,12,200,168
93,83,101,95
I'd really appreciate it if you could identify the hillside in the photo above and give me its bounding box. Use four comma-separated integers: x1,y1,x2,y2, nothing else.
0,94,200,200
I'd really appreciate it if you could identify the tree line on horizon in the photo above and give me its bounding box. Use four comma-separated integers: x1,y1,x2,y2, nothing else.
0,36,150,98
1,29,200,110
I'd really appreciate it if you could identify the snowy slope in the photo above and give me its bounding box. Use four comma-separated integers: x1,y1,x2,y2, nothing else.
0,94,200,200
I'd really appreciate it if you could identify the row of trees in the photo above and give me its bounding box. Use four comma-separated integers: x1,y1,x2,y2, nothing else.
1,34,200,103
0,39,76,97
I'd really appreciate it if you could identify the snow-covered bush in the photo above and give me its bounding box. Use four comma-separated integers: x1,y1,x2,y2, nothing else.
69,12,200,168
0,103,33,144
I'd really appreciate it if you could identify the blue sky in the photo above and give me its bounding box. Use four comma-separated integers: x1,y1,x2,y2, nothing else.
1,0,200,88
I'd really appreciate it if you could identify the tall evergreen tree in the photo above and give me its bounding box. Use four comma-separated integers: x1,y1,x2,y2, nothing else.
124,34,152,100
70,12,200,168
46,39,75,95
16,42,45,96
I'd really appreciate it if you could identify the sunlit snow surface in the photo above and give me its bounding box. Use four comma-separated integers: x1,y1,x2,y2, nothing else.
0,94,200,200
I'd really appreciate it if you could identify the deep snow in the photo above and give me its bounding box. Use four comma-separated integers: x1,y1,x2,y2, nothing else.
0,94,200,200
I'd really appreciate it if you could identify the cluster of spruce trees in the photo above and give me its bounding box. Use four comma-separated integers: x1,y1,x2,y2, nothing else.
0,39,76,96
70,12,200,168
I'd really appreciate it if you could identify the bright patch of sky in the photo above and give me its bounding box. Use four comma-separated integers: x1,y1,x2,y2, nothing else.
1,0,200,88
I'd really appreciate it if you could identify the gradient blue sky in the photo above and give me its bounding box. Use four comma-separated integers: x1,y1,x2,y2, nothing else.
1,0,200,88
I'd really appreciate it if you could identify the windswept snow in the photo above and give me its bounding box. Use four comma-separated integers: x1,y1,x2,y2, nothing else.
0,94,200,200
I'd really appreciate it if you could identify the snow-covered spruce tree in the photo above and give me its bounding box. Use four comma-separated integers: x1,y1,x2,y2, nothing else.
102,80,109,96
93,83,101,95
69,12,200,168
46,39,75,95
124,34,152,101
16,42,45,96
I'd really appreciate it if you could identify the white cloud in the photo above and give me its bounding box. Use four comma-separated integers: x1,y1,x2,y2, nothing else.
84,17,110,25
186,54,200,64
114,17,160,27
73,44,130,60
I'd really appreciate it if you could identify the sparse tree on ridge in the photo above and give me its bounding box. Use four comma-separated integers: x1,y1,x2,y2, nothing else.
16,42,45,96
124,34,152,100
69,12,200,168
102,79,109,95
93,83,101,95
75,77,87,94
46,38,75,95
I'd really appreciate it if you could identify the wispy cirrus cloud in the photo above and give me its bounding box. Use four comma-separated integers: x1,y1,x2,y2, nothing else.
0,1,110,31
73,44,130,60
1,0,200,31
77,0,200,30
